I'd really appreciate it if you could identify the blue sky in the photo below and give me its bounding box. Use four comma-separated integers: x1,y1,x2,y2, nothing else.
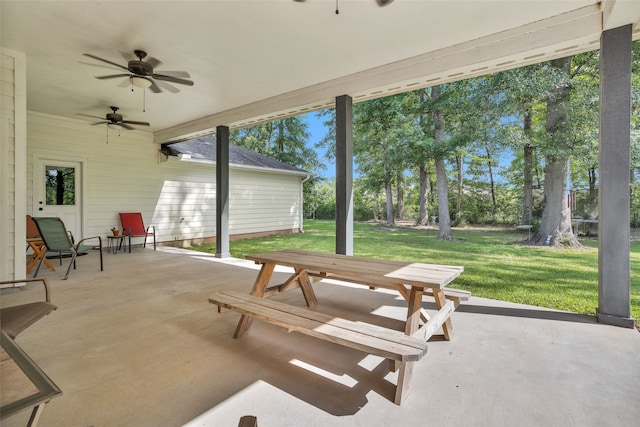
302,112,335,179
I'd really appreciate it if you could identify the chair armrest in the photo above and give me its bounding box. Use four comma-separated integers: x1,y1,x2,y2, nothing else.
0,278,52,303
76,235,103,249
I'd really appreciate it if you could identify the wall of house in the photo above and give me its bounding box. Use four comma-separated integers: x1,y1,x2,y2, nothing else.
26,112,302,247
1,48,27,280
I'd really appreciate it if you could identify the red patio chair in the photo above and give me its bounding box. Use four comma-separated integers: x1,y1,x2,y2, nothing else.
119,212,156,252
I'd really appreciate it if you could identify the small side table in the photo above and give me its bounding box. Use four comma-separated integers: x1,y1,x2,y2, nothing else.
106,235,127,254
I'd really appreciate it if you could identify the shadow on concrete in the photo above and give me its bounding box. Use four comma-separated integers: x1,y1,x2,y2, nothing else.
455,303,597,324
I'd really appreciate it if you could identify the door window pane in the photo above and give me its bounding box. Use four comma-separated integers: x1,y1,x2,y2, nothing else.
45,166,75,205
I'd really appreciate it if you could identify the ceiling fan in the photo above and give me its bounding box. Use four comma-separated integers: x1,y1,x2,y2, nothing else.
83,50,194,93
294,0,394,9
79,106,150,130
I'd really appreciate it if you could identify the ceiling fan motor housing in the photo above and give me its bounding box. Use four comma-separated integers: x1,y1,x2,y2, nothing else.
106,112,123,122
128,60,153,76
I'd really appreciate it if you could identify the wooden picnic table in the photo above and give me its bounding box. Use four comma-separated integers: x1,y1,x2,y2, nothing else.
210,249,465,404
237,249,464,339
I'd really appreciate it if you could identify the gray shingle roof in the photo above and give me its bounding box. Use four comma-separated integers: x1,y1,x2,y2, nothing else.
163,136,308,174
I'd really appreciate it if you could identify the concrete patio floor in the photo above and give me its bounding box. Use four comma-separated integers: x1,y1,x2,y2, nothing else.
2,246,639,427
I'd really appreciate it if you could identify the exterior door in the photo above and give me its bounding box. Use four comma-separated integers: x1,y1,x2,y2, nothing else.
35,159,82,239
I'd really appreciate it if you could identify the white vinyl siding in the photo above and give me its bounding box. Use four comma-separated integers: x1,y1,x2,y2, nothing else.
1,48,26,280
230,171,301,235
26,112,303,245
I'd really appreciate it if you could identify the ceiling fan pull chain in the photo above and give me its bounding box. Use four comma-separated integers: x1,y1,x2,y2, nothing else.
143,88,146,113
335,0,339,14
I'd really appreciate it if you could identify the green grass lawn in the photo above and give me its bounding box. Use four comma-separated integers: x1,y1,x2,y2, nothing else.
190,220,640,324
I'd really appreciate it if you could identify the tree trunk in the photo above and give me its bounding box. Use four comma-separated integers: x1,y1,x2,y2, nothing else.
529,56,579,247
435,159,451,239
418,164,429,225
530,157,577,245
586,166,597,218
372,191,379,221
396,171,404,220
385,181,394,226
382,137,394,226
521,110,534,225
454,154,463,226
432,85,452,240
56,172,65,205
486,147,497,221
276,120,285,151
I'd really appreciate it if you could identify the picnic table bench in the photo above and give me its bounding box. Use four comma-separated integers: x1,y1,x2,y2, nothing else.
209,249,466,404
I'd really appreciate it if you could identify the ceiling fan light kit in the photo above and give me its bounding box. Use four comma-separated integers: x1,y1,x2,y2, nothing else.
130,75,152,88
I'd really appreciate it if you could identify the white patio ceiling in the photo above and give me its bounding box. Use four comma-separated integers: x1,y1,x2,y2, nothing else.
2,1,640,144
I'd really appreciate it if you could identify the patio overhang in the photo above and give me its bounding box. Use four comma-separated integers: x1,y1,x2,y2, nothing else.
2,1,639,143
154,3,611,143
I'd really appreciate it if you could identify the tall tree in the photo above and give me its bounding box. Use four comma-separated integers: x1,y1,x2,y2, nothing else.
529,57,580,246
431,85,452,240
354,94,413,226
491,64,558,226
402,88,435,225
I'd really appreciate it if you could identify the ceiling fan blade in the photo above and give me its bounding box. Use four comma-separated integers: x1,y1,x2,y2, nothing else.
77,113,107,120
83,53,129,71
152,74,194,86
91,121,108,126
79,61,126,72
145,56,162,69
156,70,191,79
96,74,131,80
149,81,163,94
154,79,180,94
117,123,135,130
376,0,394,5
119,50,135,62
121,120,150,126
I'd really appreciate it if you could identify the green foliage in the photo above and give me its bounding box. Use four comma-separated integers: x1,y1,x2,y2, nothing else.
238,42,640,229
305,179,335,220
231,116,323,176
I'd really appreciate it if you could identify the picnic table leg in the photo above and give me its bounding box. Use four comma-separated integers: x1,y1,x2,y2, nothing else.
394,288,421,404
393,283,430,324
405,287,424,336
433,289,454,340
296,269,318,308
394,361,414,405
234,263,276,338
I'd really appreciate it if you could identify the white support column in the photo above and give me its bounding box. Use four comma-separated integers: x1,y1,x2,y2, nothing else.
597,24,634,328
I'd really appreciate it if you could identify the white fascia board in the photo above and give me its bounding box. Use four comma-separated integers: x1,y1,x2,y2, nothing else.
602,0,640,31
